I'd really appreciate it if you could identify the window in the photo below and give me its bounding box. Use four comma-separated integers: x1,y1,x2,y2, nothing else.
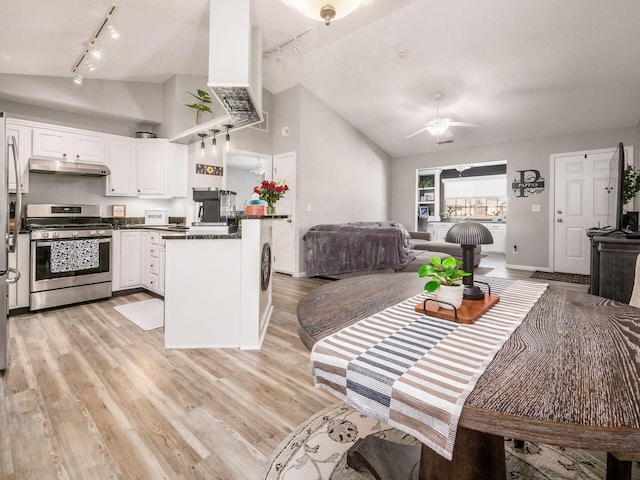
442,175,507,218
444,196,507,218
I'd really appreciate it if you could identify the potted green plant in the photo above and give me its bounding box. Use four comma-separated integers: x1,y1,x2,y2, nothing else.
418,256,471,309
184,89,213,125
623,165,640,230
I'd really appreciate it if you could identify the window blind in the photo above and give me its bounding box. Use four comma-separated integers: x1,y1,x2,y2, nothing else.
442,174,507,198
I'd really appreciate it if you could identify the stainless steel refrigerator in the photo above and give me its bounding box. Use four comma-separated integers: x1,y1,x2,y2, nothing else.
1,112,24,372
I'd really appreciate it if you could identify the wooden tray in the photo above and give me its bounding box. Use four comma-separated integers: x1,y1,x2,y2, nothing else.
414,294,500,324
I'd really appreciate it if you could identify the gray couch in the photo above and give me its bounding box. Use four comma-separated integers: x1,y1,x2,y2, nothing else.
303,221,480,278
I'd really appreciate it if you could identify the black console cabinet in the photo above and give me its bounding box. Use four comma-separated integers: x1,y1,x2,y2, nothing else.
589,232,640,303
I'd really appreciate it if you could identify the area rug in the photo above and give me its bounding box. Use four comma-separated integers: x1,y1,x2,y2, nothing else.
114,298,164,330
262,403,630,480
530,271,590,285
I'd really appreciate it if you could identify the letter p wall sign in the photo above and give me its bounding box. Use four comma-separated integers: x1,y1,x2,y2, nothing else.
512,169,545,197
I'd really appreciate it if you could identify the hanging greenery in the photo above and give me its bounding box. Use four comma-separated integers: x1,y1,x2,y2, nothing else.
623,165,640,205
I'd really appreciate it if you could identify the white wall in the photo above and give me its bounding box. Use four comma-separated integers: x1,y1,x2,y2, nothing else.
0,73,162,124
270,85,391,273
391,127,638,269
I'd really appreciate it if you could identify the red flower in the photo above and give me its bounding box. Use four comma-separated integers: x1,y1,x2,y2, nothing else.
254,179,289,207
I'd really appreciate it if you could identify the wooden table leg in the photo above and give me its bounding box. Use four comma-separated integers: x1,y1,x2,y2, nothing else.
419,427,506,480
606,453,632,480
346,427,506,480
347,436,421,480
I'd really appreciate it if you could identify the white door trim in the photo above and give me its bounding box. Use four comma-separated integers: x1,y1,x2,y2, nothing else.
548,145,634,272
273,151,297,275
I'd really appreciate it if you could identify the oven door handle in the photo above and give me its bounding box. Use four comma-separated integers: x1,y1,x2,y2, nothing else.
34,238,111,247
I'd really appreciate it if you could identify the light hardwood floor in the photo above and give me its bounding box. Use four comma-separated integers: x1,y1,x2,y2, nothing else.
0,264,597,479
0,275,336,479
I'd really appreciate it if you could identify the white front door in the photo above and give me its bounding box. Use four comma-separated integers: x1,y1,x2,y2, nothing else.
272,152,296,275
552,150,615,274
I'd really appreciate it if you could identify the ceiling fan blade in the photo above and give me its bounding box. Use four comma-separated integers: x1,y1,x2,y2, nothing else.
405,126,431,139
448,121,480,127
442,129,454,138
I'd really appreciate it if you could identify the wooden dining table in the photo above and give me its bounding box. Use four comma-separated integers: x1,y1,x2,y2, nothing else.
297,273,640,480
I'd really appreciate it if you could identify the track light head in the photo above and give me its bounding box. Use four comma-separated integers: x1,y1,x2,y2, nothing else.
90,42,103,59
73,73,84,85
106,15,120,39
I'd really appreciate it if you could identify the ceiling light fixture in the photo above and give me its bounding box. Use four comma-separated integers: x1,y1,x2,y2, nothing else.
198,133,207,157
73,73,84,85
106,15,120,39
90,41,103,59
210,129,220,154
70,3,119,85
282,0,366,26
263,28,311,59
223,125,233,152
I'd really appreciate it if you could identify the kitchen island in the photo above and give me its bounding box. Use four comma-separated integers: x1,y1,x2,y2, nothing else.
163,216,284,350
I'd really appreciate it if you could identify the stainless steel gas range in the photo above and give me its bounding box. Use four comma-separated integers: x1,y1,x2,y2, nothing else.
25,204,113,311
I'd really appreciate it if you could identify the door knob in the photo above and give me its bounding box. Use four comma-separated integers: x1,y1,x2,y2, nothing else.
557,218,563,223
557,210,563,214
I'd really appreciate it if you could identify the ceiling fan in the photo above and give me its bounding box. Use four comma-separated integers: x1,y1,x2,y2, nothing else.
251,158,266,176
406,92,479,143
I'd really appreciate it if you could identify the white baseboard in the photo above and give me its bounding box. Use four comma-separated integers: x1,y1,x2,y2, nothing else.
505,263,551,272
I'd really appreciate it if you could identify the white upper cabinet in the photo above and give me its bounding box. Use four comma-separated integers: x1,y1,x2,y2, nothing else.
6,121,31,193
136,140,166,195
106,139,136,196
134,140,187,197
32,126,106,164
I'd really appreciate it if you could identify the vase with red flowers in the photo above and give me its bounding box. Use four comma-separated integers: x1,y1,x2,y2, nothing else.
253,179,289,215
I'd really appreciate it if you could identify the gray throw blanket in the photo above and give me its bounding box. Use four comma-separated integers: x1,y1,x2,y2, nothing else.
304,225,416,277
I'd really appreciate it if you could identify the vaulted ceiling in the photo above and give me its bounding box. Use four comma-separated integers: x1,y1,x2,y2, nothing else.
1,0,640,158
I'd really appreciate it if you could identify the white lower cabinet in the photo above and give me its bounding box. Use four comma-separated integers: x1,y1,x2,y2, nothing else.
426,222,452,242
482,224,507,253
112,231,143,291
143,231,160,293
113,229,176,296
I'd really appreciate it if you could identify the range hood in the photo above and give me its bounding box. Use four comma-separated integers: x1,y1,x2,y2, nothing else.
208,0,262,126
29,157,110,176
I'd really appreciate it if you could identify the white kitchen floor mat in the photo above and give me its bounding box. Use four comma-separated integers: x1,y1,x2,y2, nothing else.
114,298,164,331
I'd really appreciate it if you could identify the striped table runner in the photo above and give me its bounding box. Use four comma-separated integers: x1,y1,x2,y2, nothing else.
310,277,548,460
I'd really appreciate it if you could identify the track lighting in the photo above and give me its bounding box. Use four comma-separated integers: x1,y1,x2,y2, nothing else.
106,15,120,39
223,125,233,152
210,129,220,154
90,42,103,59
198,133,207,157
263,29,311,61
70,4,119,84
